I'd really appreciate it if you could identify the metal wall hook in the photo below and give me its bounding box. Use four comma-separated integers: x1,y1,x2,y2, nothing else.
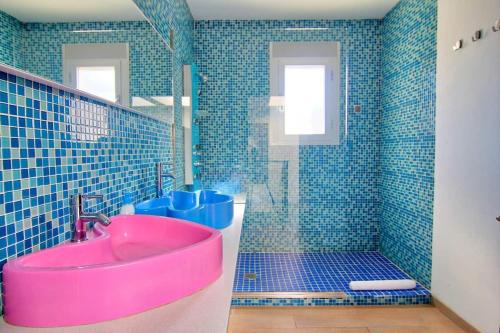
472,30,482,42
452,39,463,51
493,19,500,32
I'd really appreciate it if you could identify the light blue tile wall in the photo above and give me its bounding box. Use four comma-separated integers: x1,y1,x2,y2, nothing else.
0,11,23,68
380,0,437,288
0,68,172,309
194,20,382,252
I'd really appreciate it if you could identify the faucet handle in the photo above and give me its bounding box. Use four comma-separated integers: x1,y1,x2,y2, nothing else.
80,194,104,214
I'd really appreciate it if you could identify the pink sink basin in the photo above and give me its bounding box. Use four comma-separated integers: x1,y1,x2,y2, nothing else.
3,215,223,327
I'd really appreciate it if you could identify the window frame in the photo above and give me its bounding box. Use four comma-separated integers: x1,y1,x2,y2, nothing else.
269,43,340,146
63,44,129,106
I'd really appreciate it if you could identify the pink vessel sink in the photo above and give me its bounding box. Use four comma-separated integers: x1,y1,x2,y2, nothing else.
3,215,223,327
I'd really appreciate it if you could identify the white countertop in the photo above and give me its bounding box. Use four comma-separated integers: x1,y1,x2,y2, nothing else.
0,203,245,333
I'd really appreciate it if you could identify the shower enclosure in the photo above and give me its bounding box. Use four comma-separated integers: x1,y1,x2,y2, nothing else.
194,19,432,306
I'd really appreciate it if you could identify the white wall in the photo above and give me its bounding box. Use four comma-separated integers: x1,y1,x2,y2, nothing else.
433,1,500,332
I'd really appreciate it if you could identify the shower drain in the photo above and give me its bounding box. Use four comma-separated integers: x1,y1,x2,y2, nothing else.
243,273,257,280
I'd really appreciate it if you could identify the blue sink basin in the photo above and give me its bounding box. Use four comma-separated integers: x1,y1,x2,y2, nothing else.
167,191,200,222
199,191,234,229
135,197,170,216
135,190,234,229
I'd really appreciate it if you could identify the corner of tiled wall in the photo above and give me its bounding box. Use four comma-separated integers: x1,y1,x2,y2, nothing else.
380,0,437,288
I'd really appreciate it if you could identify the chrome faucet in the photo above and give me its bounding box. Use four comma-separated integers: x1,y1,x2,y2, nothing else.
156,162,176,197
70,194,111,242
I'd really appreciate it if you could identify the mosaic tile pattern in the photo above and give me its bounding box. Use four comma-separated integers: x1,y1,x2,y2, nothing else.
0,11,23,68
380,0,437,288
232,295,431,307
232,252,431,306
194,20,382,252
234,252,429,295
133,0,195,188
0,68,171,309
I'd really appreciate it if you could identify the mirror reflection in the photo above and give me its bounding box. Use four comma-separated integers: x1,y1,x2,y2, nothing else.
0,0,173,121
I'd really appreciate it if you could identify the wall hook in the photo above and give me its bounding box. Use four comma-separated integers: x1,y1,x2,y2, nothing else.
493,19,500,32
472,30,482,42
452,39,463,51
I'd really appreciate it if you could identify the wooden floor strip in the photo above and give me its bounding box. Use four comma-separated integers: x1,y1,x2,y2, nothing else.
228,307,466,333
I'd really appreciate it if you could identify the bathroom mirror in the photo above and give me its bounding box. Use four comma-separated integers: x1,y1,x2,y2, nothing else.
0,0,174,122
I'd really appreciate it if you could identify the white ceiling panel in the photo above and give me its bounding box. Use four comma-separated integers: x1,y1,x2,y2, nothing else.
0,0,145,23
186,0,399,20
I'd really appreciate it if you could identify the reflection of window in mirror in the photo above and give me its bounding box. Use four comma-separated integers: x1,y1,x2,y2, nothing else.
269,42,340,146
63,43,129,106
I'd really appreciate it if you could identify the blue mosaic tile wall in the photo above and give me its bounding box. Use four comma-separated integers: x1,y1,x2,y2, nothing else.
0,68,172,309
232,295,431,307
380,0,437,288
132,0,194,187
0,11,23,68
194,20,382,252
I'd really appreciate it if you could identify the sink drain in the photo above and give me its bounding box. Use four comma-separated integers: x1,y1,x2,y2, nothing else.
244,273,257,280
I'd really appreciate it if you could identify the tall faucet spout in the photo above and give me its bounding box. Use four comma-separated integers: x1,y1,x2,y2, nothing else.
156,162,176,197
71,194,110,242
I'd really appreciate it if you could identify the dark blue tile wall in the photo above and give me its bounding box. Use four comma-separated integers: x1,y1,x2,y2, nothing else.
0,68,172,309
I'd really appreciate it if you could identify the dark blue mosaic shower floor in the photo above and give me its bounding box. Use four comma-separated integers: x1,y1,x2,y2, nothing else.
233,252,430,297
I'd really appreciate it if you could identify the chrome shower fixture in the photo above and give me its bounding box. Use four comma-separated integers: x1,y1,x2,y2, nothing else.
198,73,209,84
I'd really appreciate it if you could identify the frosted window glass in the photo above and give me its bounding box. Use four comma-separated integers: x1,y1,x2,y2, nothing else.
284,65,325,135
77,66,116,102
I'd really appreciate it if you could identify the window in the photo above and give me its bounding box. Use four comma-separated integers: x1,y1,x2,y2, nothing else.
284,65,326,135
269,42,340,146
76,66,117,102
63,43,129,105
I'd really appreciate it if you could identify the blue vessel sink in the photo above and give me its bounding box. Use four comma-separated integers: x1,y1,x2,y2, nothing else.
199,190,234,229
167,191,200,222
135,190,234,229
135,197,170,216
